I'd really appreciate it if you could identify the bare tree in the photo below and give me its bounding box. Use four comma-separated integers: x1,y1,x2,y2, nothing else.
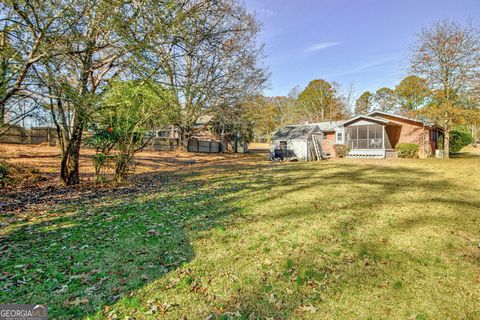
338,83,355,118
0,1,86,128
410,19,480,158
137,0,268,148
31,0,145,184
1,0,268,184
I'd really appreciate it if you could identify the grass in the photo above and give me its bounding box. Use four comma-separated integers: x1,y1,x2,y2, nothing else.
1,150,480,319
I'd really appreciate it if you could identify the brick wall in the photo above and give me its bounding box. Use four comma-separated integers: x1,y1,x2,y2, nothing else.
380,115,432,158
321,132,336,156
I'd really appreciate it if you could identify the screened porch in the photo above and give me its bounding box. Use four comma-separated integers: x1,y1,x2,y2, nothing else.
345,123,395,158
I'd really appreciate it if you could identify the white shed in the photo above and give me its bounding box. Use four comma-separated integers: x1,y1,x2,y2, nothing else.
271,124,324,161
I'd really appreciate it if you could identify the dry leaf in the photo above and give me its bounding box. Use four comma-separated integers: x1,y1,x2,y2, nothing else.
298,304,317,313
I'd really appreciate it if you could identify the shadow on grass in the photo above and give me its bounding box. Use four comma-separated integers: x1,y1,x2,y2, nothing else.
161,160,480,319
450,151,480,159
0,165,241,318
1,157,479,319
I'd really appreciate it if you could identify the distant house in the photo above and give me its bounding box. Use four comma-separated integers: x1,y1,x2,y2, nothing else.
272,112,442,160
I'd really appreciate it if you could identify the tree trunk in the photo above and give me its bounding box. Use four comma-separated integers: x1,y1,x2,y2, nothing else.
179,128,191,151
0,101,5,125
60,148,68,182
114,153,130,183
472,125,477,148
60,122,83,185
220,126,225,153
444,128,450,159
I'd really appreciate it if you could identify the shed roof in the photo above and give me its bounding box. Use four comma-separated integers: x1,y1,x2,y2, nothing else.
194,115,213,128
272,124,321,140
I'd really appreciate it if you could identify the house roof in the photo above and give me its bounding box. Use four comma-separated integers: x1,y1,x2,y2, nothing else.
366,111,429,125
272,124,321,140
339,111,438,128
339,115,390,127
194,115,213,127
308,121,343,132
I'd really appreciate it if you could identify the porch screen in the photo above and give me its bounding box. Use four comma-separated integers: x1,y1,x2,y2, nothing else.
346,125,383,149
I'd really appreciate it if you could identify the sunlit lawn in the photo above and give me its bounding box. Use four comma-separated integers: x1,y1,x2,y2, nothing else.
1,150,480,319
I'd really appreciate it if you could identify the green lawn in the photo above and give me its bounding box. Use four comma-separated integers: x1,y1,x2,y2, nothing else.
1,153,480,319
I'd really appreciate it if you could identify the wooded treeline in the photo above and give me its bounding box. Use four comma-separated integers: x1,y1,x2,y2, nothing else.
0,0,268,184
240,80,355,140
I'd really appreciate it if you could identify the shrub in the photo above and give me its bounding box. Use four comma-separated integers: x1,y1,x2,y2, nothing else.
333,144,349,158
0,161,42,188
101,80,174,182
85,127,117,183
449,129,472,153
92,153,115,183
395,143,419,158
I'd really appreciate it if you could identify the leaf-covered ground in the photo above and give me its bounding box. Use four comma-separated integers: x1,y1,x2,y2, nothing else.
1,147,480,319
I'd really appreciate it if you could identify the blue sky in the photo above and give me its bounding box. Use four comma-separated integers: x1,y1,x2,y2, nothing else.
244,0,480,98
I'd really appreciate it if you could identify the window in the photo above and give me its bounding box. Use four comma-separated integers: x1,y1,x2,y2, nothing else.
337,132,343,142
346,125,383,150
279,140,287,150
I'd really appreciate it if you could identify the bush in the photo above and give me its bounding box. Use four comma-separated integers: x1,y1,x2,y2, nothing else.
0,161,42,188
449,129,472,153
333,144,349,158
85,127,117,153
92,153,115,183
85,127,117,183
395,143,419,158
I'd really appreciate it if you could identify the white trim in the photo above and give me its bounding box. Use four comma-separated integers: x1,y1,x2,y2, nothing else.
340,115,389,127
347,149,385,158
336,131,343,143
382,125,385,149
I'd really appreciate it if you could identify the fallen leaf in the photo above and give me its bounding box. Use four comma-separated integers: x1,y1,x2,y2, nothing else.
268,293,277,303
298,304,317,313
145,305,157,315
69,297,89,306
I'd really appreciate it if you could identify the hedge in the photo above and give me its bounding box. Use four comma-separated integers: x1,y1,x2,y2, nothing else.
333,144,349,158
395,143,419,158
449,129,472,153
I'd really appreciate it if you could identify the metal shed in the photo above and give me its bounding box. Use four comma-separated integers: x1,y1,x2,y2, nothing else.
271,124,324,161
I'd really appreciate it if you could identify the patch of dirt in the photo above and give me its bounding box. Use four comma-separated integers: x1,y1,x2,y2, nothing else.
0,143,256,215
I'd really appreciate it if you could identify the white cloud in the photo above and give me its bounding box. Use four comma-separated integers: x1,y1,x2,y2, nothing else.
305,42,341,52
326,54,400,78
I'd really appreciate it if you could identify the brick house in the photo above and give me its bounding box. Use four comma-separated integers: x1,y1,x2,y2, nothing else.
271,112,443,160
334,111,443,158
